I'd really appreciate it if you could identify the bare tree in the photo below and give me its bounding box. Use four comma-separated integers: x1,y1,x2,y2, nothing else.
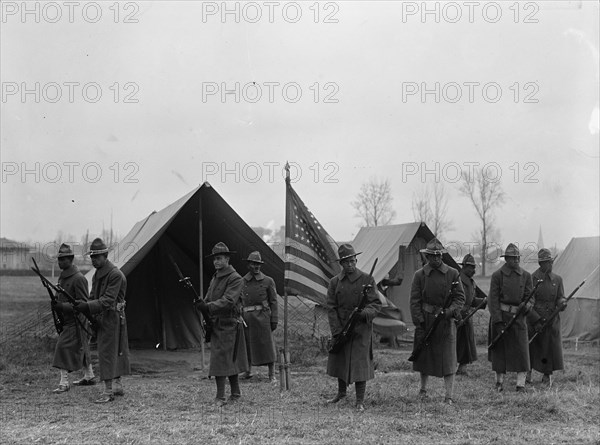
352,177,396,227
459,168,505,276
411,182,453,240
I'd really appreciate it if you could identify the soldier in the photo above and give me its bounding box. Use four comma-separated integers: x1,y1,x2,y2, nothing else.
488,243,534,393
456,254,486,375
326,244,381,412
195,242,248,406
51,243,95,393
240,251,278,382
526,248,566,385
75,238,130,403
410,238,465,404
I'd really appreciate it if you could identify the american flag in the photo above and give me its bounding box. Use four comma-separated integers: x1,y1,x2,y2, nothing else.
284,176,340,305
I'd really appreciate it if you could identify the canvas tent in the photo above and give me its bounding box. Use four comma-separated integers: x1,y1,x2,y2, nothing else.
553,236,599,343
351,222,478,332
85,183,284,350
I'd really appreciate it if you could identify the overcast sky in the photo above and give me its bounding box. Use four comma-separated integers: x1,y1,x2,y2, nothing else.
2,1,598,257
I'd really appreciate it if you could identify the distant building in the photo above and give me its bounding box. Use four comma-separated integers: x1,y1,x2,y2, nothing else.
0,238,31,270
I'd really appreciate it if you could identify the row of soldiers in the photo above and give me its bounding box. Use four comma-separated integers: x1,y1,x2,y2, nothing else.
325,239,567,409
48,237,566,408
48,239,279,404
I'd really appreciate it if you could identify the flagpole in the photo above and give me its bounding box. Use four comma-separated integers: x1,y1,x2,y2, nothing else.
282,163,291,390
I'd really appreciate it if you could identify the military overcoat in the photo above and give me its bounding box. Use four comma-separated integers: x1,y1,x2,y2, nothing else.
241,272,278,366
487,264,534,373
53,265,91,371
527,268,565,373
410,263,465,377
326,269,381,384
456,271,486,365
88,261,130,380
205,265,249,376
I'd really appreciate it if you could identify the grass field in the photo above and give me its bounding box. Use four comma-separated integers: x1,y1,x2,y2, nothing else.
1,276,599,444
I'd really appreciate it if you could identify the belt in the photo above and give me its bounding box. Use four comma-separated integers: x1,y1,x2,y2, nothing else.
243,305,263,313
500,303,519,314
422,303,441,314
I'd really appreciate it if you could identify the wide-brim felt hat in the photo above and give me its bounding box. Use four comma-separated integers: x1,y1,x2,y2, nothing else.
55,243,75,258
337,244,361,262
460,253,476,266
244,251,264,264
500,243,520,257
206,242,236,258
537,248,554,262
85,238,109,256
420,238,447,255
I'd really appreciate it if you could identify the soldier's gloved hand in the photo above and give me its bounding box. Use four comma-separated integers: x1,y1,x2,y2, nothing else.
443,309,454,320
357,310,368,322
58,302,74,314
494,321,506,332
195,299,208,313
559,301,568,312
270,321,278,331
74,301,90,315
454,311,463,323
535,318,546,333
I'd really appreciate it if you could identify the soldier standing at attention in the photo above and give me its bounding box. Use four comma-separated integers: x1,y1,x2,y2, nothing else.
527,248,566,385
75,238,130,403
195,242,248,406
326,244,381,412
241,251,278,382
410,238,465,404
488,243,534,393
51,243,95,393
456,254,486,375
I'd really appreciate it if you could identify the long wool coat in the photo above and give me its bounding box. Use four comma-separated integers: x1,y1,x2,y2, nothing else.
241,272,278,366
205,265,249,377
88,261,130,380
410,263,465,377
456,271,486,365
53,265,91,371
527,268,565,374
487,264,534,373
326,268,381,384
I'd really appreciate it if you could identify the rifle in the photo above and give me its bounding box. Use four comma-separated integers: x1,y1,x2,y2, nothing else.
408,280,460,362
31,258,96,335
457,291,488,328
328,258,378,354
32,258,64,334
488,278,543,350
168,255,212,343
529,265,599,343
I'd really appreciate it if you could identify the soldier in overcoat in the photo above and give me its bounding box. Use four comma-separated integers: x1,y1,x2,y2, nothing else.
487,243,534,392
196,242,248,406
410,238,465,404
51,243,95,393
326,244,381,412
241,251,278,382
456,254,486,375
75,238,130,403
526,248,566,385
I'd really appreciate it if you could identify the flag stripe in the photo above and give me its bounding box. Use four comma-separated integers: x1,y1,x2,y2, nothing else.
285,243,337,279
285,271,329,300
285,262,331,290
285,237,337,275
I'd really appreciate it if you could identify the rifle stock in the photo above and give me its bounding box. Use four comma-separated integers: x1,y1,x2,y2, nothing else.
328,258,378,354
408,280,459,362
31,258,63,334
488,278,543,350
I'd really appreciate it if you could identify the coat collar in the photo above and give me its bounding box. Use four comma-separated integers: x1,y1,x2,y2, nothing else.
215,264,236,278
423,263,449,276
59,264,79,279
94,260,115,279
501,263,523,276
459,270,473,284
243,271,264,281
339,269,362,283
